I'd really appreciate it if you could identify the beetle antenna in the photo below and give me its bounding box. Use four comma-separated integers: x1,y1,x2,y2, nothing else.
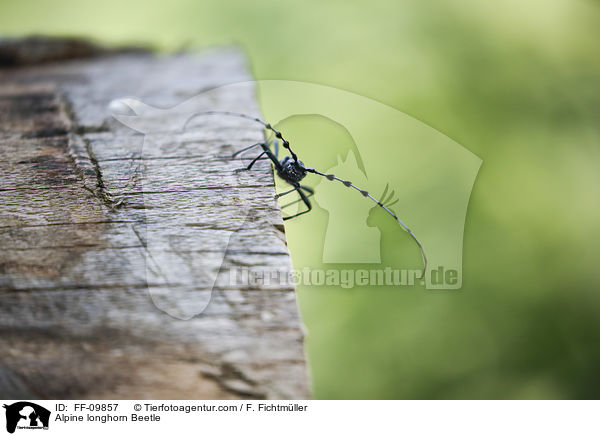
185,111,299,163
305,167,427,279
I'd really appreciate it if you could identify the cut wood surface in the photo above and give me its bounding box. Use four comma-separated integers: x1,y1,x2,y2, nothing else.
0,37,309,399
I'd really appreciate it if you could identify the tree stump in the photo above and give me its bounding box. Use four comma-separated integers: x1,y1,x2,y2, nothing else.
0,37,309,399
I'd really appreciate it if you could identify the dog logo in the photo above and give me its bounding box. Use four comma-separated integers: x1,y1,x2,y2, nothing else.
111,80,481,295
3,402,50,434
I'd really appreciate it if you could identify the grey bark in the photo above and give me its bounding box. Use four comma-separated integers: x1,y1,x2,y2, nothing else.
0,38,309,399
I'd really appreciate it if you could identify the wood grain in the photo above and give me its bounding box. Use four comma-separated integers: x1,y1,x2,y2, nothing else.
0,38,308,399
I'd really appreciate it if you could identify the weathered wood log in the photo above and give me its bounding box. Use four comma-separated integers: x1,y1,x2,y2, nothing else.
0,38,309,399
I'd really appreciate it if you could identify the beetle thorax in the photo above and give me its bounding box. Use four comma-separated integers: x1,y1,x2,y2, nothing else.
278,156,307,183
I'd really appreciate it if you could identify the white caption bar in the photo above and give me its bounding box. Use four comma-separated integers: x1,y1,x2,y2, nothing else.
1,400,598,436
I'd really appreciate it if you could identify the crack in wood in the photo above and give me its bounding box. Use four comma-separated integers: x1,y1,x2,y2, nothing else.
0,38,309,399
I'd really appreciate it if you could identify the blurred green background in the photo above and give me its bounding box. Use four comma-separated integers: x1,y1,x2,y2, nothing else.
2,0,599,398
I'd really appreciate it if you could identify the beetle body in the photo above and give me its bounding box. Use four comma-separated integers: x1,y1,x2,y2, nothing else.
277,155,307,184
